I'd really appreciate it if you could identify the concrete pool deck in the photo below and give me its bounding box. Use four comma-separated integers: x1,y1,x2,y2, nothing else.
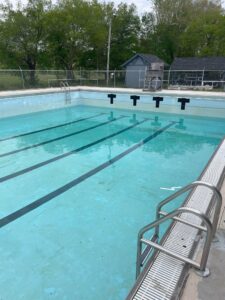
181,179,225,300
0,86,225,99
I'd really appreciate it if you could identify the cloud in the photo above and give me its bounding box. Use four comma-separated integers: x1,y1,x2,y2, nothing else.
99,0,152,15
7,0,152,15
5,0,225,13
106,0,152,14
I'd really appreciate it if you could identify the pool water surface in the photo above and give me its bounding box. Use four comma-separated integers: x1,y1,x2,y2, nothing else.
0,105,225,300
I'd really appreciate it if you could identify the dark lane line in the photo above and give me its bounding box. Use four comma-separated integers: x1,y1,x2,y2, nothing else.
0,116,126,158
0,113,105,143
0,119,149,183
0,121,175,228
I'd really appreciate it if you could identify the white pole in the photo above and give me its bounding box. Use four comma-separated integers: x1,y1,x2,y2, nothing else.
168,69,171,86
138,70,141,88
19,66,25,89
106,18,112,86
201,68,205,86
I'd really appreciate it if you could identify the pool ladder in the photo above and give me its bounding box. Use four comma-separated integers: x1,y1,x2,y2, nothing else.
136,181,222,279
60,81,71,104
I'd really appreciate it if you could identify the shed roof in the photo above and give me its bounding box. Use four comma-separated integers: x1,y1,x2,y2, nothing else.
121,53,165,68
170,57,225,71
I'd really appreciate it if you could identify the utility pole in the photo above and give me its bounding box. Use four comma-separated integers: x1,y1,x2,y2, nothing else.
106,18,112,86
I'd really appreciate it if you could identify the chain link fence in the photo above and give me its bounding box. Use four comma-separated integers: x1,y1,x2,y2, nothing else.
0,69,224,91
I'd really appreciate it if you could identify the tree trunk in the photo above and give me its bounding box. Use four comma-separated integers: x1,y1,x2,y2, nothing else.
26,57,37,87
66,69,75,81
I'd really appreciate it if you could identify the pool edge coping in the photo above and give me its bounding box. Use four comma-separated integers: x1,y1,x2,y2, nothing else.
0,86,225,100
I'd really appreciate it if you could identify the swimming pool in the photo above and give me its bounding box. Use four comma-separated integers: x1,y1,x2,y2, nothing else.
0,103,225,299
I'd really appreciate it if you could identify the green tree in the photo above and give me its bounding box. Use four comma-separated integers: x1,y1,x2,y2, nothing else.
140,0,224,63
153,0,193,27
46,0,91,72
0,0,51,85
110,3,140,69
178,1,225,56
79,0,109,69
151,0,193,63
46,0,140,70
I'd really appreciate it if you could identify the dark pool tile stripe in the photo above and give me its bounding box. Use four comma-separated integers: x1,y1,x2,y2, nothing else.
0,116,126,158
0,121,175,228
0,113,106,143
0,119,149,183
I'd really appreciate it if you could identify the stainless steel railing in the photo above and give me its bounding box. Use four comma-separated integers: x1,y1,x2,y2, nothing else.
136,181,222,278
60,81,71,104
155,181,222,238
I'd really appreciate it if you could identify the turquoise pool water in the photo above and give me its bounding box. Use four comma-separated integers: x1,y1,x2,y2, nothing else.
0,104,225,300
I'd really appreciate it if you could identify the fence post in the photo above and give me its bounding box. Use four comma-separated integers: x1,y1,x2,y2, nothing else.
168,69,171,87
97,69,99,87
201,69,205,86
19,67,25,89
138,70,141,88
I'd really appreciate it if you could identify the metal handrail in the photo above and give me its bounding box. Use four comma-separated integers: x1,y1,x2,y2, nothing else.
60,80,70,89
136,207,213,278
60,81,71,103
155,181,222,238
136,181,222,279
48,78,74,87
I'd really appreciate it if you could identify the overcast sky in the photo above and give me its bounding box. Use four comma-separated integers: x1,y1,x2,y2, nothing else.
100,0,152,14
1,0,152,15
4,0,225,15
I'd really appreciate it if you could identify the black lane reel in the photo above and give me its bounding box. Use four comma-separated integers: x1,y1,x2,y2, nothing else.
108,94,116,104
130,95,140,106
153,96,164,108
178,98,190,110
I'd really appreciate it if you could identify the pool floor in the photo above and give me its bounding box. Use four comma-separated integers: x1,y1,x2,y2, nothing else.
0,105,225,299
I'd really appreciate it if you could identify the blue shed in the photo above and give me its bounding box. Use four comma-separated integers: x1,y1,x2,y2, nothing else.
121,53,166,88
